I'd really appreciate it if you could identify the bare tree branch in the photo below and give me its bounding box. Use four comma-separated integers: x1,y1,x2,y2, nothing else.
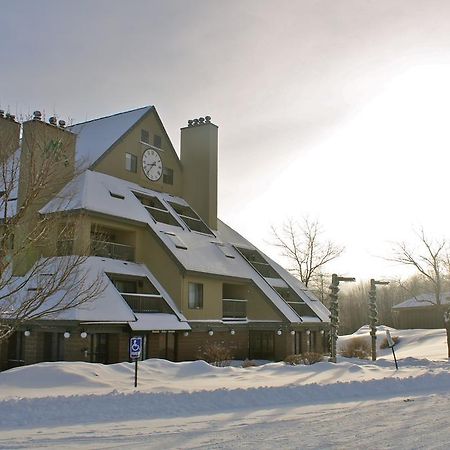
387,227,448,306
272,217,344,287
0,117,104,341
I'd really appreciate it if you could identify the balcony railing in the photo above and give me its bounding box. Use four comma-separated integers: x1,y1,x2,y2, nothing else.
91,240,135,262
222,298,247,320
122,293,173,314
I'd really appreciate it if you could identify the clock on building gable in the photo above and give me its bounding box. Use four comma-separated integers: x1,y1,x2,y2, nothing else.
142,148,163,181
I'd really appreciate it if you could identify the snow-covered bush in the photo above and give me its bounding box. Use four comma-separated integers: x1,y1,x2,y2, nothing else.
242,359,257,368
284,352,323,365
340,337,370,359
198,342,233,367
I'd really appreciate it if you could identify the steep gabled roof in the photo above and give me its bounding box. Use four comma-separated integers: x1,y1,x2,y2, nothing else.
69,106,153,166
40,170,330,324
0,256,189,326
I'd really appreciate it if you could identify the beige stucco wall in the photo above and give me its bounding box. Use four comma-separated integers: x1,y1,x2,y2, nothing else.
180,123,218,229
94,111,183,196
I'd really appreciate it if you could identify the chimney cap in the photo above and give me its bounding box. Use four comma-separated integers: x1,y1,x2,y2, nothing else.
58,119,66,128
49,116,57,125
187,116,212,127
33,111,42,120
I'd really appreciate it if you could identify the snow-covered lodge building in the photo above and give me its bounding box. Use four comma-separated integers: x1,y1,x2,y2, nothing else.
0,107,330,369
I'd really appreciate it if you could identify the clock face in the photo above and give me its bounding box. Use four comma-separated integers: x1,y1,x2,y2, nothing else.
142,149,163,181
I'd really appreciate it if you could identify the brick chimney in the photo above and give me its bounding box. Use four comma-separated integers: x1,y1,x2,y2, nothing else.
180,116,218,230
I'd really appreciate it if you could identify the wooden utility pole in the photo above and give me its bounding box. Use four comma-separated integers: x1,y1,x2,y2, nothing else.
369,279,389,361
329,274,355,363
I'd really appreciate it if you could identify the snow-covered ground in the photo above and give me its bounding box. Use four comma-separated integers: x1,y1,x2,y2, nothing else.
0,327,449,449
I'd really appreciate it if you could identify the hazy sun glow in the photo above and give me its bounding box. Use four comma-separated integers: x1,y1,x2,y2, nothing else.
228,64,450,280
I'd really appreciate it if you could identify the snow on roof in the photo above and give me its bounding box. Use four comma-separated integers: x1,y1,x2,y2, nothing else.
130,313,191,331
40,170,329,324
0,256,187,324
392,292,450,310
69,106,153,166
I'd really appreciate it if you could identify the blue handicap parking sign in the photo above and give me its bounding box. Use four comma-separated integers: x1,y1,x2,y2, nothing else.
130,336,142,359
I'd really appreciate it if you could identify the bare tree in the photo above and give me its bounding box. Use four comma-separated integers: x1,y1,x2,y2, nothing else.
388,228,448,306
0,114,104,341
272,217,344,287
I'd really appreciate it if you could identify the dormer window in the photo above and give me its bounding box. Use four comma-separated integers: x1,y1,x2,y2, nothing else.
134,192,181,228
168,201,214,236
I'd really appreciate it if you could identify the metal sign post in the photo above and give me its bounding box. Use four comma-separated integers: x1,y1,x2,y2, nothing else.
129,336,143,387
385,330,398,370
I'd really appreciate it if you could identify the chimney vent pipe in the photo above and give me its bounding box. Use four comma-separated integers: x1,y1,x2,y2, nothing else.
49,116,57,125
33,111,42,121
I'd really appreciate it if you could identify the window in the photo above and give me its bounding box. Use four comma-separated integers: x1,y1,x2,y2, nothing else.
112,279,138,293
236,247,280,278
163,231,188,250
134,193,181,227
153,134,162,148
188,282,203,309
141,129,150,144
168,201,214,236
90,333,109,364
125,153,137,172
163,167,173,185
43,332,65,361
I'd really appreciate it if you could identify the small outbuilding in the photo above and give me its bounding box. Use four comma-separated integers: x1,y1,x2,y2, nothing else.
392,292,450,329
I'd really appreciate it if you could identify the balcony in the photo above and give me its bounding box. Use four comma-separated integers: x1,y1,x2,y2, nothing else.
122,293,173,314
222,298,247,320
91,240,135,262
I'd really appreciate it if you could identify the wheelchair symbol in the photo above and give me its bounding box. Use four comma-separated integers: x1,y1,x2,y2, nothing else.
130,337,142,358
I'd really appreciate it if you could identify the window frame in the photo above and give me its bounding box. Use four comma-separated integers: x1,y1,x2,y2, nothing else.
163,167,173,185
188,282,203,309
125,152,137,173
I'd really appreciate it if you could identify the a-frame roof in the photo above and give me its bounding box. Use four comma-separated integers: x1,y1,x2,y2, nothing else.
69,106,153,166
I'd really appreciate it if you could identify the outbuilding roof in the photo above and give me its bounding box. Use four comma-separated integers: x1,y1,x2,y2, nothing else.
392,292,450,309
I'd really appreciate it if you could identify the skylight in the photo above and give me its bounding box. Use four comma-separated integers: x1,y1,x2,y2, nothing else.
168,201,214,236
213,242,235,258
235,247,281,279
163,231,188,250
134,193,181,228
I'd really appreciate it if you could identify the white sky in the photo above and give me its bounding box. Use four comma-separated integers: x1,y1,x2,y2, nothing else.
2,0,450,281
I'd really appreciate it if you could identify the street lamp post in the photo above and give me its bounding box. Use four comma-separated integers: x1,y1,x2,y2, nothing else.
369,279,390,361
329,273,356,363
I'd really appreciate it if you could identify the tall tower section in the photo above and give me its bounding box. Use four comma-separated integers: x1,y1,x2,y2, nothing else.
180,116,218,230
